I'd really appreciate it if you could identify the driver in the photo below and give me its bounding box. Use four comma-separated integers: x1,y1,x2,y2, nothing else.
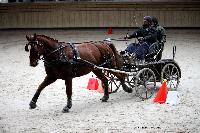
121,16,158,60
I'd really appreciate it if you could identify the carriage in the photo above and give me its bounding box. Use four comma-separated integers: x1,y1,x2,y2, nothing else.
101,40,181,100
85,37,181,101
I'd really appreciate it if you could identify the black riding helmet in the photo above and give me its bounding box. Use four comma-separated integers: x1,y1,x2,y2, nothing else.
151,16,158,26
143,16,152,25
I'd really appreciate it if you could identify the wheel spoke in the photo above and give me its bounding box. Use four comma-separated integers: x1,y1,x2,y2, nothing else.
146,74,153,83
173,71,178,77
105,72,122,93
146,70,150,80
167,65,171,75
138,78,144,85
129,76,135,83
171,66,175,76
113,80,120,88
135,68,155,99
168,80,177,89
161,63,180,91
163,71,170,80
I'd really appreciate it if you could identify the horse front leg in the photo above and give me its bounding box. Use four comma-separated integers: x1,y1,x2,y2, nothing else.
29,76,57,109
62,78,73,113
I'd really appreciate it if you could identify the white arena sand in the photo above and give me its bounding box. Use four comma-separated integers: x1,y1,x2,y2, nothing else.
0,29,200,132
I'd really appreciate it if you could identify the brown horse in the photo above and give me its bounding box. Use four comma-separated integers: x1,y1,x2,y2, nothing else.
25,33,132,113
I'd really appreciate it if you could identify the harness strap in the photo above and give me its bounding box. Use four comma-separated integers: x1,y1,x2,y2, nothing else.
68,42,81,61
59,43,69,63
43,42,81,67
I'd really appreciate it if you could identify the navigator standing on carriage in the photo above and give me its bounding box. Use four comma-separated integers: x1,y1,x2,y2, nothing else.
151,16,166,61
121,16,158,60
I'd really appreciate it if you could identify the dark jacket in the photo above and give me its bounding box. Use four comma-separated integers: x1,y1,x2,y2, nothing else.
155,25,166,44
128,26,158,45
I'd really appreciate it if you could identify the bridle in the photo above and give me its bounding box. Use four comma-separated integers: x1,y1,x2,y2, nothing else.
25,40,44,61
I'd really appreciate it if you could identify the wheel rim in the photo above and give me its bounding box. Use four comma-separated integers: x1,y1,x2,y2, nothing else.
161,63,180,91
135,68,156,99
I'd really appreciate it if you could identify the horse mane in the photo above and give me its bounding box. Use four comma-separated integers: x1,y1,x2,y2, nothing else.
37,34,58,43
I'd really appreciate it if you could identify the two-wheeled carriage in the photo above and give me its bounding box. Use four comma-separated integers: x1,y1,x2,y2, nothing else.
100,40,181,100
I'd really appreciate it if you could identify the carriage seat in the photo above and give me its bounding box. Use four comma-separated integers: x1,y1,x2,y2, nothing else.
145,42,163,62
120,41,163,64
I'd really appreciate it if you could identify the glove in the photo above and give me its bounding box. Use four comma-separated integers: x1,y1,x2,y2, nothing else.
120,50,126,55
124,34,130,39
138,37,144,42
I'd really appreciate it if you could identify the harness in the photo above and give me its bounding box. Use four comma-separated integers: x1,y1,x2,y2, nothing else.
43,42,80,67
41,41,114,76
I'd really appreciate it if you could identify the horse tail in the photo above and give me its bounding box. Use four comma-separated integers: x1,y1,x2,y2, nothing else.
108,43,118,56
91,41,123,68
108,43,124,68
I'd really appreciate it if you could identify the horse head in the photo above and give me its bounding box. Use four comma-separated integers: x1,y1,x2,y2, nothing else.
25,33,45,67
25,33,59,67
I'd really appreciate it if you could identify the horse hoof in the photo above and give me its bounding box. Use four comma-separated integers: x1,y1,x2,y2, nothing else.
29,101,37,109
100,96,109,102
122,84,133,93
62,106,70,113
125,88,133,93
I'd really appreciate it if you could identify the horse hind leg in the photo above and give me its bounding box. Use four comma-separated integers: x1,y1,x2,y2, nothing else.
93,70,109,102
62,78,73,113
29,76,57,109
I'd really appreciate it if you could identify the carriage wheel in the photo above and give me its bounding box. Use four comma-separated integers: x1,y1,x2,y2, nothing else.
161,63,180,91
135,68,156,100
104,71,122,94
126,74,136,88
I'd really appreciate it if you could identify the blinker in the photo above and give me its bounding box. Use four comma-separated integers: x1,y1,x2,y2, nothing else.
25,44,29,52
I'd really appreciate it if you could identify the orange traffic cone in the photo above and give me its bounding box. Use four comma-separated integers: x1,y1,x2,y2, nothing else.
87,77,99,90
96,80,112,93
107,27,113,34
96,80,104,93
153,79,168,104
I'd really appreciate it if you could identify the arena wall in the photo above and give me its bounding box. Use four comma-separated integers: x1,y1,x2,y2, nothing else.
0,2,200,28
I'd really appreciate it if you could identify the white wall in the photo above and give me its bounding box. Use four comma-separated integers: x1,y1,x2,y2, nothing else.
0,2,200,28
0,0,8,3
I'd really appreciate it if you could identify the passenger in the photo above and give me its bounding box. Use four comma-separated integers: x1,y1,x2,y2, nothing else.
151,16,166,61
121,16,158,60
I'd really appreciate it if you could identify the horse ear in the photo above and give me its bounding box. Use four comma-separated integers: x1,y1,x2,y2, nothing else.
26,35,30,41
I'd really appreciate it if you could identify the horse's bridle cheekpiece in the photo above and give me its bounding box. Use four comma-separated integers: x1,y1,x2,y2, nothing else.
25,41,39,52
